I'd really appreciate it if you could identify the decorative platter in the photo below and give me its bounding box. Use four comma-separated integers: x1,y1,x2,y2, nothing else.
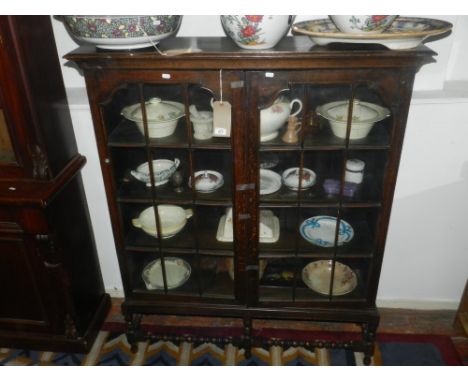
292,17,453,50
302,260,358,296
141,257,191,290
300,215,354,247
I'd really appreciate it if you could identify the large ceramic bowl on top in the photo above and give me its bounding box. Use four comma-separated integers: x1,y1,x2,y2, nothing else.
220,15,295,50
260,96,302,141
130,158,180,187
62,16,182,50
121,98,185,138
329,15,397,34
132,205,193,239
316,100,390,140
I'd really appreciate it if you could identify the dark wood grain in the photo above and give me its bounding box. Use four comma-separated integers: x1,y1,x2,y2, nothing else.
0,16,109,353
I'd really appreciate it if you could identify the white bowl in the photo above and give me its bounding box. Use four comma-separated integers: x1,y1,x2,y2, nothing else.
281,167,316,190
62,16,182,50
260,97,303,141
121,98,185,138
316,100,390,140
221,15,295,50
189,170,224,193
329,15,397,34
131,158,180,187
142,257,191,290
132,205,193,238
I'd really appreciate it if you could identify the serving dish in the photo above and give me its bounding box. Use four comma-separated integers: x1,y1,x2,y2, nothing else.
281,167,316,191
300,215,354,247
132,205,193,238
189,170,224,193
142,257,191,290
260,169,282,195
292,17,453,50
302,260,357,296
316,100,390,140
121,98,185,138
131,158,180,187
63,15,182,50
217,208,279,243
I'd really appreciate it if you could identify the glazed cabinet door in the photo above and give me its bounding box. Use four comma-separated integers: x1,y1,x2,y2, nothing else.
0,233,58,333
0,19,35,179
89,69,246,303
247,69,407,307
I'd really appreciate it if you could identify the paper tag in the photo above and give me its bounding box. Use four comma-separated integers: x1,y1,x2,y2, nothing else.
212,100,232,137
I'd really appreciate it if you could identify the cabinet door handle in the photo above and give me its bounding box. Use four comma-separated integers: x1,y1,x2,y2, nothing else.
236,183,255,191
43,261,61,268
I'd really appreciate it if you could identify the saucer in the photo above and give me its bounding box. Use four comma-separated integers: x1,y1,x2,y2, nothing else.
260,169,282,195
292,17,452,50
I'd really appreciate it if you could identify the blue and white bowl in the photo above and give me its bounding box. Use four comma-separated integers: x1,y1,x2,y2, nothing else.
300,215,354,247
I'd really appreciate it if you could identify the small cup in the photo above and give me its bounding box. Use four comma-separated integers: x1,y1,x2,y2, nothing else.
190,111,213,140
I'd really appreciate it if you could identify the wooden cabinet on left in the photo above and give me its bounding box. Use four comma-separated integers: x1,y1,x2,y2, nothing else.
0,16,110,352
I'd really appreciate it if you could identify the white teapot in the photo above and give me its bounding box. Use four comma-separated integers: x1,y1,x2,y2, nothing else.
260,96,303,142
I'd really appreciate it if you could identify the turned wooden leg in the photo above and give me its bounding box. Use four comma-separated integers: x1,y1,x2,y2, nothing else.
361,322,378,366
243,317,253,359
125,312,142,353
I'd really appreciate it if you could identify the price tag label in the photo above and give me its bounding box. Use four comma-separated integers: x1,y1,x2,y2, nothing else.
212,100,231,137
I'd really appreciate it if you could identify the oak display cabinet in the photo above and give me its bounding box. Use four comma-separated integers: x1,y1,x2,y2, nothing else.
0,16,110,352
67,36,434,363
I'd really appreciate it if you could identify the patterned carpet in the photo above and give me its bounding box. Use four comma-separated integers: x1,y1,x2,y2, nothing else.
0,330,462,366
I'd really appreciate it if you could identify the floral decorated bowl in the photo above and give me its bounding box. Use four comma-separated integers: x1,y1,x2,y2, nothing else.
131,158,180,187
329,15,397,34
62,15,182,50
302,260,357,296
281,167,316,191
220,15,295,50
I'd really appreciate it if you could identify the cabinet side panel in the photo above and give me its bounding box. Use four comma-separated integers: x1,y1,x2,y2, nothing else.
46,174,106,334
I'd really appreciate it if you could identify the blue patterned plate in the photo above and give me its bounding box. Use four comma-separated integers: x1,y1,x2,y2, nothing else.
300,215,354,247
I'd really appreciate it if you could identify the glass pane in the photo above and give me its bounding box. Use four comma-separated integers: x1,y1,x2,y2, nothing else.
0,109,16,163
102,72,238,302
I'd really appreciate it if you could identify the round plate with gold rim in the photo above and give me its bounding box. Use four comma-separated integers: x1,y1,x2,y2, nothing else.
292,17,453,50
